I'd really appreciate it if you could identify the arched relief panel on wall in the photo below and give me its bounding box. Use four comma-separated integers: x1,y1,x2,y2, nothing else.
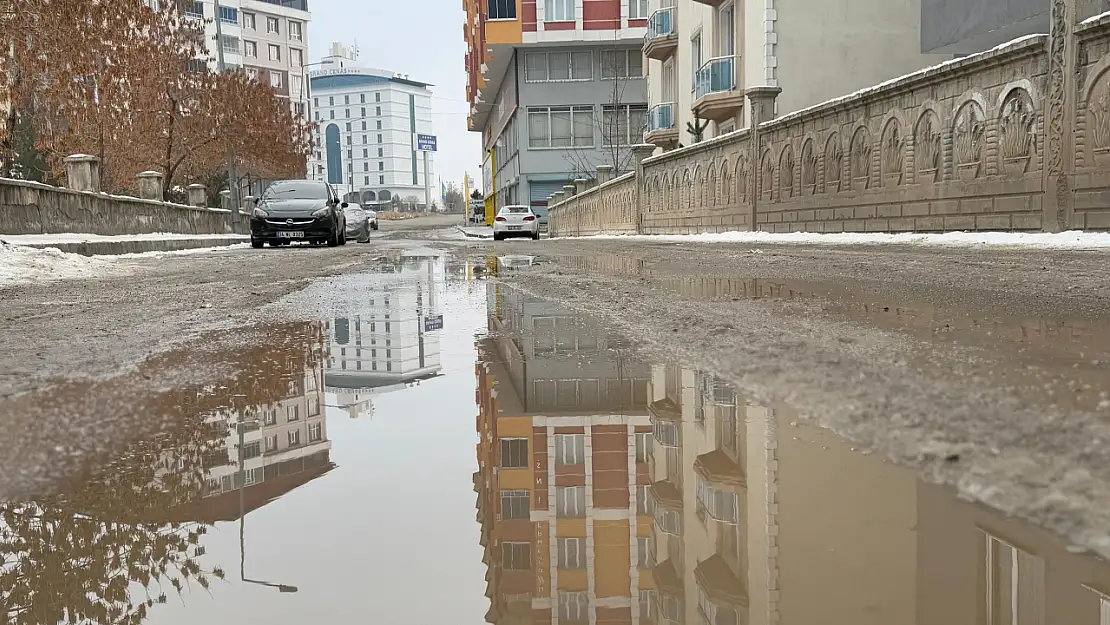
824,131,842,194
850,125,873,191
997,82,1039,177
759,148,775,202
879,110,907,187
732,154,744,206
800,135,817,196
706,161,718,207
951,91,988,180
914,103,944,183
779,143,795,200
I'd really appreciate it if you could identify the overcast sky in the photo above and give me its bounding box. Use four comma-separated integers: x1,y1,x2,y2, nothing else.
307,1,482,192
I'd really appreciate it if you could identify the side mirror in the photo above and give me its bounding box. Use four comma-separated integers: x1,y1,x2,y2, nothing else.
341,202,349,208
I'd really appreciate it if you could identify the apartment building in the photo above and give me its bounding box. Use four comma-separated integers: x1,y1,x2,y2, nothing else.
464,0,651,221
642,0,950,150
475,282,655,623
182,0,311,118
308,42,437,205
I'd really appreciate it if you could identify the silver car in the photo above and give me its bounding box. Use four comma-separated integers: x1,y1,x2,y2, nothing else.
343,203,377,243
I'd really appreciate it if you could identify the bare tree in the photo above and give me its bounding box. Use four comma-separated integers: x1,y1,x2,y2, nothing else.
562,57,646,182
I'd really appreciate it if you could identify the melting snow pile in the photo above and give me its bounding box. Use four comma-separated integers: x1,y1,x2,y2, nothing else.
0,241,109,288
576,230,1110,249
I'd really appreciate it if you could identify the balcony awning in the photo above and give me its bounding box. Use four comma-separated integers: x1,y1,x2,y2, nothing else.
648,397,682,422
695,554,748,607
694,449,746,488
650,480,683,509
653,559,685,597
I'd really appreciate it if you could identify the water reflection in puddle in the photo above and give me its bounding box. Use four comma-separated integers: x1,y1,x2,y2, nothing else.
4,253,1110,624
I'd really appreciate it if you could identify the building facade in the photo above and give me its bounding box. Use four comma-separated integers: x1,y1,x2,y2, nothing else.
642,0,951,151
464,0,650,221
308,42,436,208
182,0,311,119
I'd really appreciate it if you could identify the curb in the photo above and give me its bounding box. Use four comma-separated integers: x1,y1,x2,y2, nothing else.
11,237,248,256
456,226,494,240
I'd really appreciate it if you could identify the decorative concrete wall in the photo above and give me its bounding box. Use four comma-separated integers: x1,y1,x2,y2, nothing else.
549,12,1110,235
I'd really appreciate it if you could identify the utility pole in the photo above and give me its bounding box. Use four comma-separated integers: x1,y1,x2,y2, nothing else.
212,0,242,232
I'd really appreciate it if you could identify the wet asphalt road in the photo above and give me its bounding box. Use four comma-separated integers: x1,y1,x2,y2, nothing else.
2,222,1110,622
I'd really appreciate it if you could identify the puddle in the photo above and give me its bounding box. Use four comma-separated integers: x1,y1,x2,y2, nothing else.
3,253,1110,623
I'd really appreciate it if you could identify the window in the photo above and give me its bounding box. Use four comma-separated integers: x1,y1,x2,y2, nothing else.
545,0,574,21
219,6,238,24
601,49,643,78
377,133,383,143
376,120,382,130
375,92,382,102
524,51,592,82
698,585,740,625
528,106,593,148
288,429,301,446
363,162,369,172
289,20,303,41
329,96,335,106
691,33,703,89
308,399,320,417
305,422,322,442
267,16,280,34
243,12,256,29
263,408,277,426
243,40,258,58
501,438,529,468
361,121,368,130
637,484,655,516
363,148,369,158
629,0,649,19
378,162,384,171
362,135,368,144
265,434,278,451
984,532,1045,625
376,105,382,116
185,1,203,18
558,537,586,569
187,58,206,73
655,506,682,535
379,175,385,184
602,104,648,146
697,475,739,523
360,93,366,103
344,95,350,105
653,420,679,447
245,67,259,81
639,591,657,622
488,0,516,20
240,441,261,460
346,122,352,132
268,44,281,62
501,490,530,520
269,71,283,89
290,74,303,98
554,433,584,465
637,536,653,568
502,542,532,570
558,592,588,623
556,486,586,518
287,404,300,422
635,432,652,463
244,467,264,485
377,147,384,157
291,49,304,67
345,108,351,118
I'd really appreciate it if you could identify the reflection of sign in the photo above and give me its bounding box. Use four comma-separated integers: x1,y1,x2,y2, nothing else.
424,314,444,331
535,520,548,596
416,134,437,151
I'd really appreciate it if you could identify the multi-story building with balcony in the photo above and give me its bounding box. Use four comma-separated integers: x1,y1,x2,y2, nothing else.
464,0,651,222
641,0,951,151
182,0,311,119
308,42,437,206
475,282,655,623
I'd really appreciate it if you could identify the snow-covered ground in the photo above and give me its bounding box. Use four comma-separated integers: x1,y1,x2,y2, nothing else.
1,232,247,245
0,242,111,288
565,230,1110,249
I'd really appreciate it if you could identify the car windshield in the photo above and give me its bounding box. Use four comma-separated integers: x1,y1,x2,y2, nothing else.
262,181,329,201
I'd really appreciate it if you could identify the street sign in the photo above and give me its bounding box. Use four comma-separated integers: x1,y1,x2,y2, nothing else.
424,314,444,331
417,134,438,152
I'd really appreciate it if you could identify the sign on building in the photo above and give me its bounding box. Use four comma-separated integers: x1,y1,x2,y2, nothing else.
416,134,438,152
424,314,444,331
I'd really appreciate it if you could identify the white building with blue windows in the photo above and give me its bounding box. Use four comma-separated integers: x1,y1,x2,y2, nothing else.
308,42,436,209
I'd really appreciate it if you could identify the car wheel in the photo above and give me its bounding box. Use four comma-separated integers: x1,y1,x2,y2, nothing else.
493,233,502,241
532,232,540,240
358,224,371,243
268,240,282,247
251,238,264,249
327,227,340,247
371,221,379,231
339,229,347,246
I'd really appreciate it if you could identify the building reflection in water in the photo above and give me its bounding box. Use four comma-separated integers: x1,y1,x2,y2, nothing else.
476,282,1110,625
325,252,444,418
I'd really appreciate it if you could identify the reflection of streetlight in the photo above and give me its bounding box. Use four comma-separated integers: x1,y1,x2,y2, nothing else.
237,411,299,593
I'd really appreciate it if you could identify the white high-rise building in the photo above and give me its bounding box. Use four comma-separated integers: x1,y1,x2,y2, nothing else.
308,42,436,209
180,0,312,119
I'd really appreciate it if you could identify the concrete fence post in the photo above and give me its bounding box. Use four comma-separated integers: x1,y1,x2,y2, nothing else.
136,171,164,201
746,87,782,232
187,183,208,208
242,195,257,210
631,143,657,234
574,178,588,194
597,165,614,185
219,190,233,211
64,155,101,193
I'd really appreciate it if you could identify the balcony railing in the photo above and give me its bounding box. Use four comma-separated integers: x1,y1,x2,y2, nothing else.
694,55,737,100
647,7,675,39
648,102,675,133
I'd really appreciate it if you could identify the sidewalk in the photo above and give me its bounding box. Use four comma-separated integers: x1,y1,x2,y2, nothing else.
1,232,249,256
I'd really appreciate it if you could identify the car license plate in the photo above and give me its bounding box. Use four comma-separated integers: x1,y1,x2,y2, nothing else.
278,231,304,238
508,226,521,231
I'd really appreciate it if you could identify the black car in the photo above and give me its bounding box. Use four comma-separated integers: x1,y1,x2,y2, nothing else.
250,180,348,248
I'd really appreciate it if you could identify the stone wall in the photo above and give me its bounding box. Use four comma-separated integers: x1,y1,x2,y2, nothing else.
0,178,236,236
548,14,1110,236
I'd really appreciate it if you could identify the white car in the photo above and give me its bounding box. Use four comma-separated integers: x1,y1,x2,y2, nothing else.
493,205,540,241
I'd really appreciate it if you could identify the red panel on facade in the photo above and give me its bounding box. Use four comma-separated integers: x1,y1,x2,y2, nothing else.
628,18,647,27
545,20,577,30
523,0,538,31
583,0,620,30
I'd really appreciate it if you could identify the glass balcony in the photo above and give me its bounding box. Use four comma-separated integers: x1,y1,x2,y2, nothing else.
647,7,675,39
648,103,675,133
695,56,737,100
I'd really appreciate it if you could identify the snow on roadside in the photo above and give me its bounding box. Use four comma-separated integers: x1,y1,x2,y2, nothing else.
568,230,1110,249
2,232,247,245
0,241,111,288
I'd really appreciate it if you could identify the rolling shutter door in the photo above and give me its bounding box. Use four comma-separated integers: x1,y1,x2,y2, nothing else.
529,181,569,219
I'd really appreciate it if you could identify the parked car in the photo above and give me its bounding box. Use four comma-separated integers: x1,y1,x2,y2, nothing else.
493,205,541,241
250,180,347,248
343,203,376,243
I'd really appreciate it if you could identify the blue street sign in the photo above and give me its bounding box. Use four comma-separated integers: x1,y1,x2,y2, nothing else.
424,314,444,331
417,134,438,152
